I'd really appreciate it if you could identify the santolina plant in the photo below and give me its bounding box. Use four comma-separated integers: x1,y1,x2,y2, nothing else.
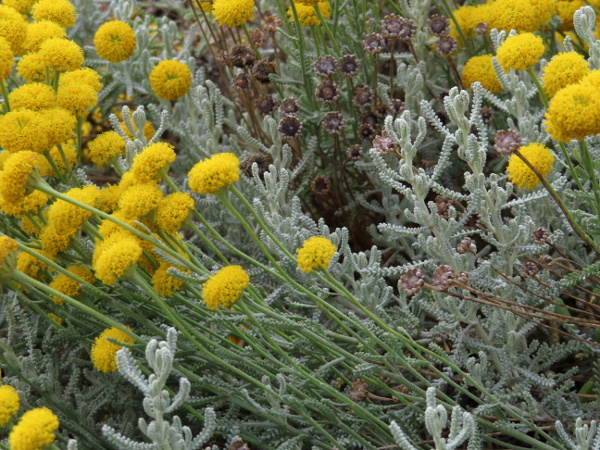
1,0,600,448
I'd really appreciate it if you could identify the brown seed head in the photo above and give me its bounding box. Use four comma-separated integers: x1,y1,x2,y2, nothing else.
230,44,257,68
322,111,345,134
353,84,374,108
519,262,539,279
311,176,331,194
243,153,274,180
474,22,489,35
435,36,458,56
349,379,370,402
278,115,303,139
363,33,386,54
389,99,405,115
248,29,265,47
494,129,521,155
531,227,550,245
455,271,469,285
435,195,454,219
456,237,472,254
428,14,450,36
256,95,276,115
347,145,363,160
253,59,276,83
359,123,377,141
360,110,380,129
400,267,425,296
313,55,337,78
338,55,360,77
433,264,455,291
373,132,398,154
465,212,481,229
381,15,417,40
538,255,554,269
480,107,494,124
280,97,300,115
316,81,339,104
232,73,250,90
262,15,283,33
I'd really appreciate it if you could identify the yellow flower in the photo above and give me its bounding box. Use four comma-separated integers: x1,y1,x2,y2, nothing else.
47,185,99,232
3,0,37,15
155,192,195,234
496,33,544,71
297,236,336,273
49,265,94,304
86,131,126,167
8,83,56,111
0,385,19,425
0,110,50,153
40,224,74,256
461,54,503,93
541,52,589,99
37,145,77,177
0,5,27,54
451,4,490,40
131,142,176,183
0,151,40,203
97,185,121,213
212,0,255,27
152,261,189,297
288,0,331,27
188,152,240,194
38,107,77,148
16,249,52,282
507,143,554,190
0,36,14,81
199,1,213,12
9,407,59,450
56,82,97,116
487,0,556,33
59,68,103,93
94,20,136,63
93,234,142,285
118,183,163,219
32,0,77,28
556,0,586,31
90,327,135,373
17,53,46,82
23,21,66,53
580,69,600,89
202,265,250,310
149,60,192,101
38,38,83,72
0,191,50,218
545,84,600,142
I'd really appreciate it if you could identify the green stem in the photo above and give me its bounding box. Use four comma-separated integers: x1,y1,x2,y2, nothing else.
526,67,549,108
0,79,10,112
578,139,600,220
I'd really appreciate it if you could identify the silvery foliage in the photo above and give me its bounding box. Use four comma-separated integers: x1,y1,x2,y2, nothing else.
391,388,474,450
556,418,600,450
102,328,216,449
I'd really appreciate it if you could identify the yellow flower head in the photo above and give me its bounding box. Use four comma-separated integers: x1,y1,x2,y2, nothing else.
40,223,74,256
545,84,600,142
556,0,586,31
297,236,336,273
202,265,250,310
507,143,554,190
451,4,490,40
118,183,163,219
17,53,46,82
487,0,556,33
4,0,37,15
50,265,94,304
188,152,240,194
0,237,18,280
97,185,121,213
496,33,544,71
37,145,77,177
541,52,589,99
0,36,14,81
9,407,59,450
86,131,126,167
20,214,44,237
59,68,103,93
0,190,50,218
461,54,503,93
90,327,135,373
23,21,66,53
16,249,52,282
38,107,77,148
152,261,189,297
47,185,99,232
0,110,51,153
288,0,331,27
56,82,97,116
0,5,27,54
93,234,142,285
0,151,40,203
38,38,83,72
212,0,255,27
32,0,77,28
9,83,56,111
149,60,192,101
580,69,600,89
131,142,176,183
0,385,19,426
94,20,136,63
155,192,195,234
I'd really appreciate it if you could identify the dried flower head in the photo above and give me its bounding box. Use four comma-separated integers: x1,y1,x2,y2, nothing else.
359,123,377,141
243,152,273,180
381,14,416,40
338,55,360,77
389,99,405,115
353,83,374,107
349,379,370,402
433,265,455,291
363,33,386,54
360,110,380,129
400,267,425,296
531,227,550,244
480,107,494,124
262,14,283,32
465,212,481,229
428,14,450,36
538,255,554,269
322,111,345,134
280,97,300,115
313,55,337,78
456,237,472,254
311,176,331,194
373,132,398,154
347,145,363,160
455,271,469,285
435,36,458,56
232,73,251,90
247,29,265,47
297,236,337,273
256,94,276,115
494,129,521,155
252,58,276,83
316,80,339,104
474,22,489,34
230,44,257,67
519,262,539,279
278,115,303,139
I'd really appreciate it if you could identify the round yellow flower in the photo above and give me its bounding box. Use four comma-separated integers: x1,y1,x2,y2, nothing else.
0,110,51,153
47,185,99,232
86,131,126,167
131,142,176,183
94,20,136,63
0,5,27,54
17,53,46,82
0,385,19,425
0,190,50,218
507,143,554,190
59,68,103,93
541,52,589,99
212,0,255,27
8,83,56,111
0,36,14,81
9,407,59,450
0,151,40,203
23,21,66,53
90,327,135,373
149,60,192,101
93,235,142,285
545,84,600,142
38,38,83,72
97,184,121,213
288,0,331,27
50,265,94,304
496,33,545,70
580,69,600,89
188,152,240,194
118,183,163,219
487,0,556,33
17,249,52,282
56,82,97,116
556,0,586,31
202,265,250,310
3,0,37,15
297,236,336,273
38,107,77,147
152,262,189,297
32,0,77,28
40,223,74,256
155,192,195,234
461,54,503,93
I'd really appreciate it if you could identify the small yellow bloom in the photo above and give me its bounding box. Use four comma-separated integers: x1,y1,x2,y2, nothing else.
38,107,77,148
0,36,14,81
0,385,19,425
23,20,66,53
202,265,250,310
0,236,18,281
48,313,63,324
118,183,163,219
86,131,126,167
496,33,544,71
39,224,74,256
3,0,37,15
541,52,589,99
0,110,50,153
188,152,240,194
56,82,98,116
47,185,100,232
90,327,135,373
97,185,121,213
50,265,94,304
38,38,84,72
16,249,53,282
0,5,27,54
149,60,192,101
212,0,255,28
461,54,503,93
60,68,103,93
0,191,50,219
9,407,59,450
487,0,556,33
131,142,176,183
0,151,41,203
8,83,56,111
17,53,46,82
32,0,77,28
155,192,195,234
94,20,137,63
507,143,554,190
152,261,189,297
93,234,142,285
288,0,331,27
545,84,600,142
297,236,336,273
